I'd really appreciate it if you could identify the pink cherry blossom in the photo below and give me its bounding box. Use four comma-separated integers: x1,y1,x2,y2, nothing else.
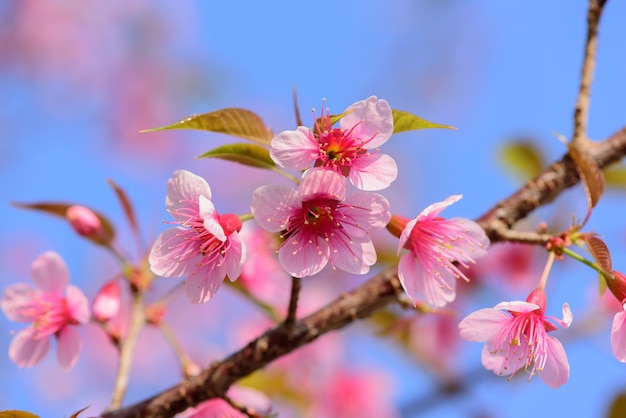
459,288,572,388
92,280,121,322
251,168,391,278
396,195,489,307
0,251,90,370
270,96,397,191
149,170,246,304
608,271,626,362
180,386,271,418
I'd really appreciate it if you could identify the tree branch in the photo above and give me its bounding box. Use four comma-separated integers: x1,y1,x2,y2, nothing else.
101,126,626,418
572,0,608,145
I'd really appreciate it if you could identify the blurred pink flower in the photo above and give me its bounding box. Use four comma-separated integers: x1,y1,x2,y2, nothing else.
149,170,246,304
66,205,102,238
608,271,626,362
0,251,90,370
181,386,271,418
270,96,397,191
307,369,399,418
459,288,572,388
92,280,121,322
251,168,390,278
395,195,489,307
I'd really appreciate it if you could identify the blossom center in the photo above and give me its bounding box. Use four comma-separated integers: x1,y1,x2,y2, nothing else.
20,294,72,339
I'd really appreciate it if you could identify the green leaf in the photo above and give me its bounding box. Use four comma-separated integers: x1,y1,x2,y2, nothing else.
391,109,456,133
604,166,626,189
197,143,276,170
12,202,115,245
141,108,274,145
499,140,545,180
0,411,39,418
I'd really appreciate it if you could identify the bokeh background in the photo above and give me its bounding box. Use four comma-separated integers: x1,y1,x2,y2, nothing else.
1,1,626,417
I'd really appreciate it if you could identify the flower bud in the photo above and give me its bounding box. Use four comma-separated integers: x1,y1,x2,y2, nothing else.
607,271,626,304
93,280,121,322
66,205,103,238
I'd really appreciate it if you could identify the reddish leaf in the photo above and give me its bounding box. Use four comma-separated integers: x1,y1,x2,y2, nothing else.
141,108,273,145
69,406,90,418
569,142,605,221
583,235,613,275
107,179,139,239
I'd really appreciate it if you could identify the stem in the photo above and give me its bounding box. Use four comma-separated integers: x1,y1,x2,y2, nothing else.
159,322,197,378
284,276,302,326
106,287,146,411
561,246,612,280
537,251,555,290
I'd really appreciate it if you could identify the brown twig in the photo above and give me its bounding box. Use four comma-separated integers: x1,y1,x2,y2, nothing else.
572,0,608,145
284,276,302,327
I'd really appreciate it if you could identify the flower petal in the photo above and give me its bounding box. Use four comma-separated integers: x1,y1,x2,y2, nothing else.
223,233,246,282
1,283,38,322
343,192,391,237
166,170,211,221
30,251,69,295
493,300,540,314
56,326,83,370
341,96,393,149
185,265,226,304
330,236,376,275
398,253,456,307
149,228,203,278
270,127,318,169
200,195,226,241
539,336,569,388
9,328,50,368
612,309,626,362
299,168,346,202
278,235,329,278
417,195,463,222
458,308,511,342
251,185,299,232
348,153,398,191
65,285,91,324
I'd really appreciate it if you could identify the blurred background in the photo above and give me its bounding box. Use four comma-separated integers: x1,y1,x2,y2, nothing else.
1,0,626,416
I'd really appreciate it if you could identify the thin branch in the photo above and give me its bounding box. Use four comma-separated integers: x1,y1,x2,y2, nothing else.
572,0,608,145
284,276,302,327
105,287,146,411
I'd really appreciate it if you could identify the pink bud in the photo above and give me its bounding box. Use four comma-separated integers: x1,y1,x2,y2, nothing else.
66,205,103,238
93,280,121,322
607,271,626,304
526,287,547,312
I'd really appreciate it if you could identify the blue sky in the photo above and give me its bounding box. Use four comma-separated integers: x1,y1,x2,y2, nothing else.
1,1,626,416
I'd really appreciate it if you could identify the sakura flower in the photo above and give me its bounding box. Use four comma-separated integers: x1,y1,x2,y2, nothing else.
149,170,246,304
92,280,121,322
393,195,489,307
459,288,572,388
251,168,391,278
180,386,271,418
0,251,90,370
270,96,397,191
606,271,626,362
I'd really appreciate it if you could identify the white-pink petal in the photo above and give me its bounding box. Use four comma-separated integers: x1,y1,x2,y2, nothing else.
612,308,626,362
418,195,463,222
341,96,393,149
270,127,318,169
343,192,391,237
348,153,398,191
200,195,226,242
458,308,511,342
222,233,246,282
278,236,328,278
398,253,456,307
56,326,83,370
331,236,376,275
539,336,570,388
184,266,225,304
9,328,50,368
149,228,203,277
493,300,540,314
251,185,299,232
1,283,37,322
299,168,346,201
65,285,91,324
166,170,211,220
30,251,69,295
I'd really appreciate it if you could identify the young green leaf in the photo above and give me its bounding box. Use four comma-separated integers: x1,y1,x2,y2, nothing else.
141,108,274,145
197,143,276,170
499,140,544,181
391,109,456,133
0,411,39,418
